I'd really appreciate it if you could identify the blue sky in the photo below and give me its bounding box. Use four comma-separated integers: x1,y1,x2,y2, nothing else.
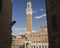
12,0,47,35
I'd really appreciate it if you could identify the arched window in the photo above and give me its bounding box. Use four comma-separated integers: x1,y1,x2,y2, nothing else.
42,45,44,48
39,46,41,48
45,45,47,48
26,43,29,48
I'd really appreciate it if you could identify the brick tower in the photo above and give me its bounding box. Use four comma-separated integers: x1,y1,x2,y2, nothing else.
26,0,32,34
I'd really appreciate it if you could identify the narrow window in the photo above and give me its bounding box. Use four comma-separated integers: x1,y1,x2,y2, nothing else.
45,46,47,48
50,0,54,5
34,46,35,48
42,45,44,48
51,15,57,31
0,0,2,13
39,35,40,37
39,46,41,48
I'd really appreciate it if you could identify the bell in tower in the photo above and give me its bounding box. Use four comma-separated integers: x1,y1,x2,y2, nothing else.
27,0,32,8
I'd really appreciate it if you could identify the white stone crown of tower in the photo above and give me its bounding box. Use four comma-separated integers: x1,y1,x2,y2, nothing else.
26,0,32,14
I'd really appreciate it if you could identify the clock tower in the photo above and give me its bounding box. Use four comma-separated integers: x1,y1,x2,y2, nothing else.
26,0,32,34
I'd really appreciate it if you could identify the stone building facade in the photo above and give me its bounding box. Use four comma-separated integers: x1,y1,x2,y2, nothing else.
0,0,12,48
25,25,48,48
11,25,49,48
45,0,60,48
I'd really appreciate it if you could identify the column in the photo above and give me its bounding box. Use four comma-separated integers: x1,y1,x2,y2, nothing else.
44,45,45,48
33,45,34,48
25,42,26,48
47,45,48,48
31,45,33,48
35,45,36,48
38,45,39,48
45,45,46,48
41,45,42,48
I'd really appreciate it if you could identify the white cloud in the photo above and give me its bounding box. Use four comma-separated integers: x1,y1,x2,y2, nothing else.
35,14,46,19
12,27,26,35
12,27,37,35
17,32,25,35
39,9,44,11
32,30,36,33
